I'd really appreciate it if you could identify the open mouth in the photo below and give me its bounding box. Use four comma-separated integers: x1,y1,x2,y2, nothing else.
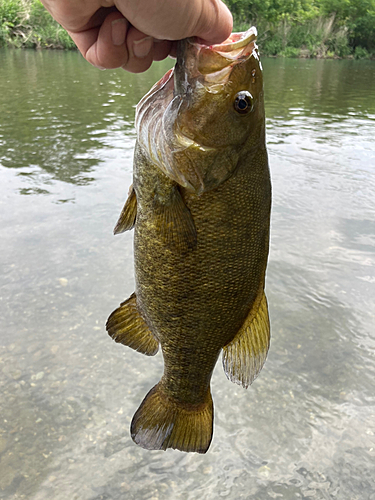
142,27,258,98
208,27,257,53
189,26,258,75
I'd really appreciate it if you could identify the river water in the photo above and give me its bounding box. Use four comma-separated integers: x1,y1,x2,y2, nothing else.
0,49,374,499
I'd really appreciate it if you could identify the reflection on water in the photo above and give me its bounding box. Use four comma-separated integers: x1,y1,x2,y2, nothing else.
0,49,374,499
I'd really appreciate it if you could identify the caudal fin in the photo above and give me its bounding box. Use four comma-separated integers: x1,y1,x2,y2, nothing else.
131,383,213,453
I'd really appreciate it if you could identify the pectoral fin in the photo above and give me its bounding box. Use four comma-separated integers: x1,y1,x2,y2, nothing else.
222,289,270,388
114,184,137,234
106,293,159,356
154,186,197,253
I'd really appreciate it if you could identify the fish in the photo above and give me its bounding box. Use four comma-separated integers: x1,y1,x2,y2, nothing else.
106,26,271,454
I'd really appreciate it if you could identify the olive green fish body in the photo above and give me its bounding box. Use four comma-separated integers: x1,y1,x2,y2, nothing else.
107,27,272,453
134,143,270,405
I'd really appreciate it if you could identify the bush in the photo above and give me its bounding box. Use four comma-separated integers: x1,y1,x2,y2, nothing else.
25,0,75,48
0,0,76,49
280,46,301,57
354,46,371,59
260,33,284,55
0,0,21,25
0,0,21,46
224,0,375,57
327,27,352,57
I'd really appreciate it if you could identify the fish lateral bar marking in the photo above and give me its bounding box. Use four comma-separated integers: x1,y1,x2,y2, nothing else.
114,184,137,234
222,289,270,388
106,293,159,356
131,382,213,454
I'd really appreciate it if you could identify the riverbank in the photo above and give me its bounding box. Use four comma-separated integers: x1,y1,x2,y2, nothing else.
0,0,75,50
1,0,374,59
244,17,374,60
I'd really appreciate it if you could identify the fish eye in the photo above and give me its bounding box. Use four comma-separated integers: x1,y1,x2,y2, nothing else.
234,91,254,115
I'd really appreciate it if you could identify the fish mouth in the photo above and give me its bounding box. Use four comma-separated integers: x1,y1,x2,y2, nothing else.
136,26,258,116
173,26,258,93
192,26,258,75
188,26,257,74
209,27,257,52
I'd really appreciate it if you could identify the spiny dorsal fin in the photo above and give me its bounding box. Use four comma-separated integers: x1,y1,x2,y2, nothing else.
222,289,270,388
154,186,197,253
131,382,213,453
106,293,159,356
114,184,137,234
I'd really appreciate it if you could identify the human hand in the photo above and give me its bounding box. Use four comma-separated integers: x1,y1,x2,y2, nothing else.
40,0,233,72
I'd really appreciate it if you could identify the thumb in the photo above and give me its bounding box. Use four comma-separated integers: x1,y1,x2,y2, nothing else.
192,0,233,44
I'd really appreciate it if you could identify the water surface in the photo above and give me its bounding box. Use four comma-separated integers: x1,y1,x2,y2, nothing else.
0,50,374,499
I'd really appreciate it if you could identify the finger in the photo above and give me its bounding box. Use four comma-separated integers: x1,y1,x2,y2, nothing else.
168,42,178,59
40,0,110,31
153,40,173,62
122,25,154,73
69,11,131,69
67,26,101,66
193,0,233,45
90,11,131,69
168,42,177,59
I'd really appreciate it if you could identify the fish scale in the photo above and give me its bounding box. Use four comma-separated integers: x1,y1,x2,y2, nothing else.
106,27,271,453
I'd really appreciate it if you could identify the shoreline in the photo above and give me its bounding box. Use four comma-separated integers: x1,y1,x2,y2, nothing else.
1,44,374,61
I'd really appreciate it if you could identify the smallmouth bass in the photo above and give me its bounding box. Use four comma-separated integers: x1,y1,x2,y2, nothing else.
107,27,271,453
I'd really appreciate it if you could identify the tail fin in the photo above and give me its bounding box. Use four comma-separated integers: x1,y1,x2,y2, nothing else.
131,383,213,454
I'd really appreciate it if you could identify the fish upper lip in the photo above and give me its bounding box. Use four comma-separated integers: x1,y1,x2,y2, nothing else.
182,26,258,78
188,26,257,55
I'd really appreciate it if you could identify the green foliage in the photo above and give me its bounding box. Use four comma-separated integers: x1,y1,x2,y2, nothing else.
0,0,21,25
280,46,301,57
319,0,375,51
260,33,284,55
327,27,352,57
0,0,76,49
354,46,371,58
0,0,21,46
226,0,375,57
25,0,76,48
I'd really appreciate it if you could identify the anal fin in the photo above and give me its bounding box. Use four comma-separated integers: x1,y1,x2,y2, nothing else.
114,184,137,234
106,293,159,356
222,289,270,388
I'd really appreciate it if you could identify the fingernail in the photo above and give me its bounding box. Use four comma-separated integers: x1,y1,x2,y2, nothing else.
133,36,153,58
112,18,127,46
